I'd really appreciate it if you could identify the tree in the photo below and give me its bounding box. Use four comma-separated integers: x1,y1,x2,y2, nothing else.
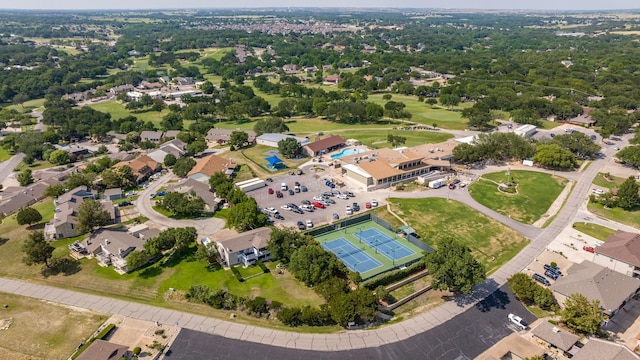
328,288,378,327
17,169,34,186
278,307,303,327
508,273,556,310
22,231,54,268
552,132,601,159
616,146,640,168
172,157,196,177
463,102,492,129
48,149,71,165
208,171,229,192
616,176,640,209
453,143,482,164
439,94,460,109
533,144,577,169
164,153,177,167
425,240,486,294
387,134,406,147
253,117,289,136
560,293,604,335
278,137,302,159
186,140,207,155
77,199,111,234
16,207,42,226
288,245,342,287
195,242,219,264
267,228,310,264
125,250,148,271
229,131,249,149
228,199,268,232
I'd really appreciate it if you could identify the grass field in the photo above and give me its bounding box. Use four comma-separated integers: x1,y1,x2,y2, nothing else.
88,101,170,127
5,98,45,112
386,198,529,275
572,222,617,241
367,94,471,130
469,170,568,224
0,147,11,162
215,116,398,136
587,202,640,229
0,293,106,360
353,130,453,148
592,172,637,189
314,220,424,279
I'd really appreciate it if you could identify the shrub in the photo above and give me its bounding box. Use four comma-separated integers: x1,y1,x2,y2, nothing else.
550,261,557,268
256,260,270,273
230,266,244,282
360,260,425,289
133,347,141,355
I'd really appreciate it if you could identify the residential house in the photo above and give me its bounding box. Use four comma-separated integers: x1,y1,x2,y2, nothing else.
174,77,195,86
75,339,129,360
167,178,220,212
214,227,272,267
103,188,122,201
256,133,310,148
138,81,162,90
82,228,147,272
127,223,161,241
323,74,341,85
572,338,639,360
114,154,161,184
164,130,181,139
531,321,580,357
125,91,143,101
304,135,345,157
205,128,257,146
187,154,237,182
140,131,164,143
146,138,186,164
594,231,640,278
109,84,134,95
282,64,299,74
550,261,640,316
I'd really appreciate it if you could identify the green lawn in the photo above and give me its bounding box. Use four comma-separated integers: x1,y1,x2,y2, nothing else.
0,147,12,162
572,222,617,241
367,94,471,130
587,202,640,229
469,170,568,224
386,198,529,275
5,98,46,111
352,130,453,148
215,116,400,136
15,160,56,171
539,120,563,130
88,101,170,127
592,172,636,189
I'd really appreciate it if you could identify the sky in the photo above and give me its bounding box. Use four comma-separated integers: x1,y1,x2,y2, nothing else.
2,1,639,11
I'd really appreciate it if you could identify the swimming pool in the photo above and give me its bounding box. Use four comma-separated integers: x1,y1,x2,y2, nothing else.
331,147,366,159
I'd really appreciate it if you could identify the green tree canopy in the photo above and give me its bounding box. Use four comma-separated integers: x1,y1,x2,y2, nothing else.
288,245,344,287
22,231,54,268
532,144,577,169
228,198,268,232
77,199,112,234
253,117,289,136
277,137,302,159
616,176,640,209
229,131,249,149
267,228,311,264
560,293,604,335
551,132,601,160
425,239,486,294
616,146,640,168
16,207,43,226
48,149,71,165
164,153,177,167
17,169,34,186
172,157,197,177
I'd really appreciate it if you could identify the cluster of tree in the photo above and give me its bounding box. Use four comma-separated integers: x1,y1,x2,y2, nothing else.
277,137,303,159
76,199,112,234
158,191,206,216
616,146,640,168
424,239,486,295
507,273,557,311
126,227,197,270
119,92,166,113
253,117,289,136
171,157,197,177
208,171,268,231
560,293,605,335
590,176,640,210
387,134,407,147
186,285,282,319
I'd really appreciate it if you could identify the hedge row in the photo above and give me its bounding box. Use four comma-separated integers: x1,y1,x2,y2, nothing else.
360,260,426,289
256,260,270,273
71,323,116,359
230,266,244,282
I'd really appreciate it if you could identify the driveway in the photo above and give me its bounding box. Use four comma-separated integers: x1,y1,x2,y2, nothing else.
135,173,225,238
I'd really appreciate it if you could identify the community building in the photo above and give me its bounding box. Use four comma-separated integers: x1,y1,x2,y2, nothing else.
256,133,310,148
187,154,237,182
593,231,640,278
206,128,257,145
214,227,272,267
304,135,346,157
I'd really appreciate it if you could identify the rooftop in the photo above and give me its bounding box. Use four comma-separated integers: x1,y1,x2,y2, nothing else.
597,231,640,268
531,321,579,352
75,339,128,360
215,227,272,252
188,154,237,178
572,338,639,360
305,135,345,153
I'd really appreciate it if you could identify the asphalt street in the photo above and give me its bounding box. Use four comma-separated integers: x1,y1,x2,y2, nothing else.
0,153,25,184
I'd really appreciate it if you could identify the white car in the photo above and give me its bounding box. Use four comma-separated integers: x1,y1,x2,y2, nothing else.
345,206,352,215
508,313,528,330
306,219,313,228
264,207,279,214
337,193,349,200
281,204,292,211
592,189,605,195
313,195,325,201
371,199,378,207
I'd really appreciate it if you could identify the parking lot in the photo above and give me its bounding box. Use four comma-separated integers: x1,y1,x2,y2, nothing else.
247,164,382,229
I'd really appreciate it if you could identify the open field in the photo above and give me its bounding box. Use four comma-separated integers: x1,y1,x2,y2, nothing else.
572,222,617,241
215,116,398,136
386,198,529,274
469,170,568,224
0,147,11,162
353,130,453,148
88,101,170,127
587,202,640,230
0,292,106,360
592,172,637,189
367,94,471,130
5,98,45,111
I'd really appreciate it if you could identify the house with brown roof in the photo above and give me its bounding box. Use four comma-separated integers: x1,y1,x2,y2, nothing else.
323,74,341,84
594,231,640,278
115,154,161,183
76,339,129,360
188,154,237,182
304,135,346,157
531,321,580,357
550,261,640,316
205,128,257,145
214,227,272,267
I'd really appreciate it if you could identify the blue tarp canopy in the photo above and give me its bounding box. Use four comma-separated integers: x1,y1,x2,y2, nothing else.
265,155,284,166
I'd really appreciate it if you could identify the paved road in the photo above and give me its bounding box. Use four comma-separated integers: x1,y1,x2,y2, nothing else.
135,173,226,238
0,153,25,184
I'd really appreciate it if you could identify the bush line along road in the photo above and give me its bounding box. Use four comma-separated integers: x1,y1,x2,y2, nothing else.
0,137,625,356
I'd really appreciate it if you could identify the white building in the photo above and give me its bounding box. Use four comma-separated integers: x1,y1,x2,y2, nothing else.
214,227,272,267
256,133,310,148
514,124,537,137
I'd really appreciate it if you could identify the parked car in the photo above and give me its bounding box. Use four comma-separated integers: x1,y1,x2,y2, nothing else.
322,191,334,197
337,193,349,200
281,183,288,190
545,270,559,281
274,213,284,220
592,188,605,195
332,213,340,220
292,208,304,214
324,198,336,204
301,200,311,205
288,189,295,196
301,205,314,212
294,186,300,193
352,203,360,211
266,177,273,182
508,313,528,330
345,206,352,215
543,264,562,276
297,221,306,230
365,202,371,209
150,193,157,199
313,195,325,201
371,199,378,207
532,273,550,286
448,183,455,190
306,219,313,228
345,191,355,197
301,185,308,192
311,201,325,209
156,191,166,196
268,188,274,195
294,181,300,187
452,179,461,184
583,246,595,253
117,201,133,207
264,207,279,214
281,204,292,211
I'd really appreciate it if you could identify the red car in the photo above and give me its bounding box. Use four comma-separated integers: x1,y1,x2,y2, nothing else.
448,183,455,190
365,202,371,209
311,201,325,209
583,246,595,253
268,188,274,195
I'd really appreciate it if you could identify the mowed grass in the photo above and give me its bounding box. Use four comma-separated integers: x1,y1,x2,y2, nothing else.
469,170,568,224
587,202,640,229
88,101,170,127
0,147,12,162
592,172,637,189
367,94,470,130
354,130,453,148
572,222,618,241
0,293,106,360
386,198,529,274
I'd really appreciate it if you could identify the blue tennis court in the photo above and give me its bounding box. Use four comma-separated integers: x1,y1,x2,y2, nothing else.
354,228,415,261
322,238,382,273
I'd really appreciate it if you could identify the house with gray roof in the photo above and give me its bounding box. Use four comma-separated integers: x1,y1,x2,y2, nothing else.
76,339,129,360
572,338,639,360
167,178,219,212
214,227,272,267
82,228,146,273
146,138,186,164
531,321,580,356
206,128,257,145
594,231,640,278
256,133,309,148
140,130,164,143
550,261,640,316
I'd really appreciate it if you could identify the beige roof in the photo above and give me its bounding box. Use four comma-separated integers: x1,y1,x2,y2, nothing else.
551,261,640,315
206,128,257,143
531,321,579,352
573,338,639,360
84,228,146,257
357,159,404,180
597,231,640,268
188,154,236,178
76,339,128,360
215,227,272,252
